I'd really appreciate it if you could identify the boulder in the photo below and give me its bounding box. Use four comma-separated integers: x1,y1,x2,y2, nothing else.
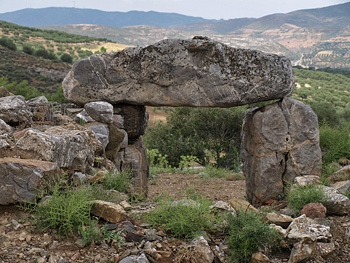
265,212,293,228
86,123,110,151
90,200,126,223
0,157,60,205
300,203,327,219
286,214,333,263
105,123,128,161
241,97,322,206
0,118,12,136
331,180,350,195
74,109,94,124
229,197,258,212
14,123,102,172
63,37,294,107
187,236,215,263
322,186,350,215
84,101,113,123
118,138,149,197
0,95,33,126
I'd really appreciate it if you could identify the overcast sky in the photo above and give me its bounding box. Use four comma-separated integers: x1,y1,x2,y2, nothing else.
0,0,349,20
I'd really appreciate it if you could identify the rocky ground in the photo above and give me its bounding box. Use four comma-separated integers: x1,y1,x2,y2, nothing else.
0,174,349,263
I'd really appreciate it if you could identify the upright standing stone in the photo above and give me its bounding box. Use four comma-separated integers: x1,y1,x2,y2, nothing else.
241,97,322,206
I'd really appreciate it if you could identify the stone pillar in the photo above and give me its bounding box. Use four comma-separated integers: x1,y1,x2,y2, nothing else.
241,97,322,207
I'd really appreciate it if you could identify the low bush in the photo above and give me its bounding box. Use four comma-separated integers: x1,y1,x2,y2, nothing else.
102,170,131,193
227,210,282,263
286,184,326,212
145,194,226,240
32,184,93,235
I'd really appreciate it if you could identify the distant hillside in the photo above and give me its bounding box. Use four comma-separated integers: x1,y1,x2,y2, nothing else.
0,2,349,68
0,7,211,27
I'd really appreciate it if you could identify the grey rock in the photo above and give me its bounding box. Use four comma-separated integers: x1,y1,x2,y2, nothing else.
0,95,33,126
121,138,149,198
63,37,294,107
119,253,150,263
294,175,320,187
87,123,110,151
84,101,114,123
286,214,332,242
14,124,102,172
105,123,127,162
74,109,94,123
322,186,350,215
0,157,60,205
70,172,88,186
26,96,49,107
0,118,12,135
241,97,322,206
188,236,215,263
331,180,350,195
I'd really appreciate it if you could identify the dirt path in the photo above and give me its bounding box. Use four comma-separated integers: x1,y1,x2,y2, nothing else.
148,173,246,202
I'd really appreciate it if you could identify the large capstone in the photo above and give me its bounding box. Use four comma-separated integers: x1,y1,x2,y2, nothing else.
241,97,322,207
63,37,294,107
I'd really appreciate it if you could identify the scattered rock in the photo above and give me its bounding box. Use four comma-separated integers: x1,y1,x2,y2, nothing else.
294,175,320,186
90,200,127,223
322,186,350,215
0,157,60,205
251,252,271,263
0,95,33,126
331,180,350,195
230,197,258,212
265,212,293,228
300,203,327,219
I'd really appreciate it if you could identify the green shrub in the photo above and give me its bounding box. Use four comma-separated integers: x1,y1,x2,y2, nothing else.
227,210,282,263
286,184,326,211
145,195,221,240
33,184,93,235
102,170,131,193
319,122,350,164
60,53,73,63
0,36,17,50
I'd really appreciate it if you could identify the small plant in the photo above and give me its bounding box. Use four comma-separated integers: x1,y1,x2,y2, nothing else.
79,221,124,246
286,184,326,212
178,155,198,170
227,210,282,263
102,170,131,193
145,194,220,240
32,184,94,235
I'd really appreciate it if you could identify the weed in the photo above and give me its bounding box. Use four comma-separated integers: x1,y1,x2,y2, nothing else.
198,166,234,178
102,170,131,193
227,210,282,263
144,195,220,240
32,184,93,235
286,184,326,212
79,221,124,246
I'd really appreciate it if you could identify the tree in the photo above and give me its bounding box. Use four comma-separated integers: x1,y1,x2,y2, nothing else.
144,107,246,170
60,53,73,63
0,37,17,51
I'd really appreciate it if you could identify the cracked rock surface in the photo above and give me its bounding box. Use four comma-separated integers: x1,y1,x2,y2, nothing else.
63,37,294,107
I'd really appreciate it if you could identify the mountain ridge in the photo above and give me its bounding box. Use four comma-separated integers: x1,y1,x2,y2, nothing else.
0,2,349,69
